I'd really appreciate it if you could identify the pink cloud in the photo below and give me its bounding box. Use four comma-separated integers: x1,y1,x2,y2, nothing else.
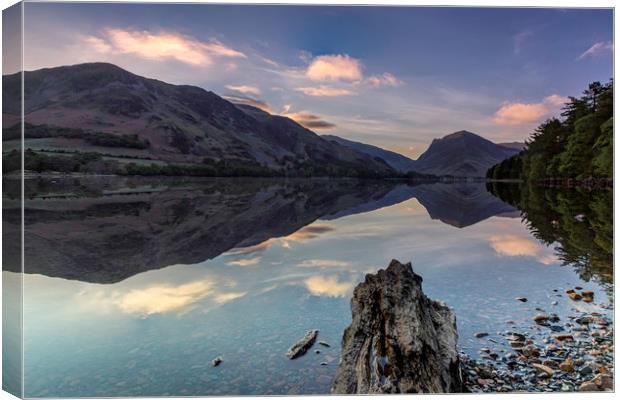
306,54,363,82
493,102,548,125
87,28,245,66
225,84,261,96
493,94,568,126
295,85,355,97
366,72,403,88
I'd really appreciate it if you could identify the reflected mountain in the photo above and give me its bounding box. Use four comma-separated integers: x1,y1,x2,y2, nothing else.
325,182,518,228
3,177,517,283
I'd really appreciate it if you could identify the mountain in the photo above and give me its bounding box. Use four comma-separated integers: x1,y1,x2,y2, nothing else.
412,131,519,177
323,135,417,172
498,142,527,151
2,63,393,176
326,131,520,178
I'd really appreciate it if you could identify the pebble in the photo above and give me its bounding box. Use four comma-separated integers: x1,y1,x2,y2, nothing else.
475,332,489,338
578,382,599,391
533,314,549,323
531,363,554,377
568,292,583,301
559,358,574,372
212,356,223,367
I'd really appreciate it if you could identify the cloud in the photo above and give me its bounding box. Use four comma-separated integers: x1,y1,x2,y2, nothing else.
493,102,547,125
84,35,113,53
285,112,336,129
297,259,352,268
224,95,273,113
493,94,568,126
224,240,274,256
225,96,336,130
578,41,613,59
226,256,262,267
304,275,354,297
116,280,214,315
489,234,558,265
87,28,245,66
225,84,261,96
214,292,247,304
296,85,356,97
306,54,363,81
280,224,334,248
489,235,539,257
259,56,279,67
366,73,403,88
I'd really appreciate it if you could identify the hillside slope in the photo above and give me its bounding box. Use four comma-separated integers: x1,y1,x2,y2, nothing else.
2,63,394,176
323,134,417,172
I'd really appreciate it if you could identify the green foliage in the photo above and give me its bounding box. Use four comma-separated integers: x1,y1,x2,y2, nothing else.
3,149,120,174
592,118,613,177
2,123,150,149
487,80,613,184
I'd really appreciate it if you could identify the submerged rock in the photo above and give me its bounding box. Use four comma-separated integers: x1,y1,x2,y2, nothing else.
331,260,463,394
286,329,319,359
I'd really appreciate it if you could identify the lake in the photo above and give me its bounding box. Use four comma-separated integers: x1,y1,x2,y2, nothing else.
2,177,613,396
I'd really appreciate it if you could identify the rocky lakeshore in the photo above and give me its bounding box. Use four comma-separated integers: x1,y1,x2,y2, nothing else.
460,283,614,393
330,259,614,394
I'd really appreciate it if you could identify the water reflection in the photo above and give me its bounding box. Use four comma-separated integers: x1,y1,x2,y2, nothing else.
1,177,613,397
488,182,613,283
5,177,517,283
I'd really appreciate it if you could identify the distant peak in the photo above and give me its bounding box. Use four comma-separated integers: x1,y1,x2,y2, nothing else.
442,130,478,139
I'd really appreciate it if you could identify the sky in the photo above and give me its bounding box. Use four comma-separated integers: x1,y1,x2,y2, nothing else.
7,3,615,158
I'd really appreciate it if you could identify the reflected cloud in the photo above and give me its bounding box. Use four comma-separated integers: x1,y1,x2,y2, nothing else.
223,224,334,257
283,224,334,241
489,234,539,256
226,256,262,267
224,241,274,256
304,275,354,297
214,292,247,304
116,280,215,315
489,234,558,265
298,259,352,268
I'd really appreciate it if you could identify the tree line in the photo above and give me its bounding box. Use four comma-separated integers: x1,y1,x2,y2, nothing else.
487,80,613,185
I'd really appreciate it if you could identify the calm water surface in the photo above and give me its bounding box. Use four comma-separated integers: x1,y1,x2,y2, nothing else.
2,177,613,397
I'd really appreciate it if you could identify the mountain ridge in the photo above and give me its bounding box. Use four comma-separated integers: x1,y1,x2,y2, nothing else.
326,130,520,177
2,62,394,177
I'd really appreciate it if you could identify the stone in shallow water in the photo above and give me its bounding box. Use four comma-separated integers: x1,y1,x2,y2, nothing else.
212,356,223,367
531,363,554,378
559,358,574,372
286,330,319,359
516,297,528,302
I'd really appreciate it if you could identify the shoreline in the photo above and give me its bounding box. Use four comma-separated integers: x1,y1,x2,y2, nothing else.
460,282,614,392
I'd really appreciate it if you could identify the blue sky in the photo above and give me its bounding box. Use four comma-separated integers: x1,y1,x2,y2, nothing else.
13,3,614,157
